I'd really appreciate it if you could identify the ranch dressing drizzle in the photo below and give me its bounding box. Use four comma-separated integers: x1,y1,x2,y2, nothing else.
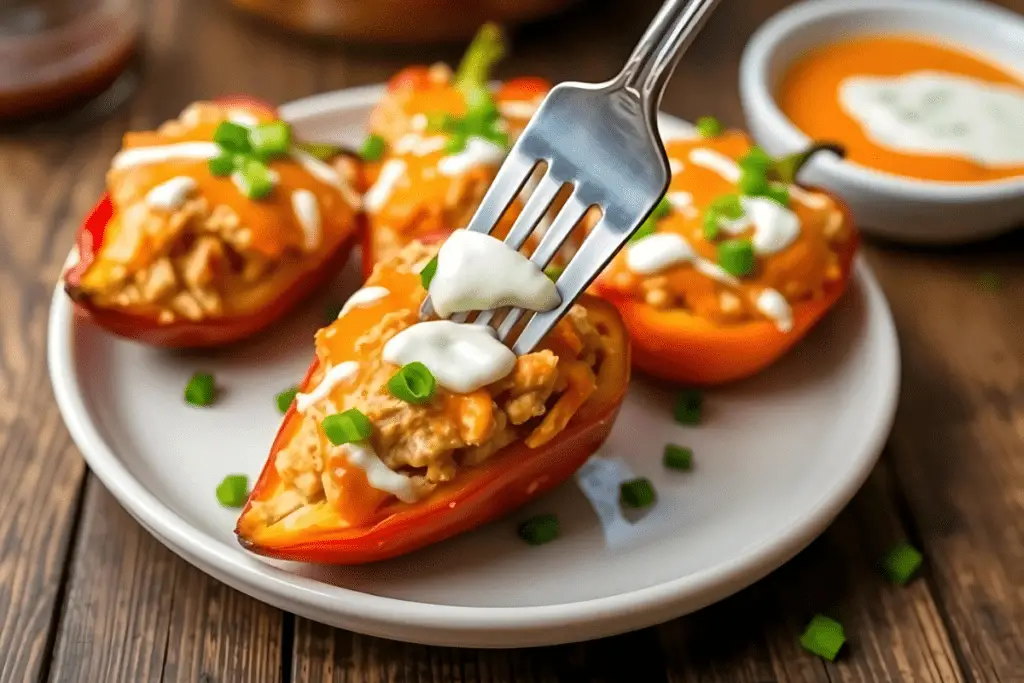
438,137,506,176
393,134,448,157
428,230,560,318
290,189,321,251
363,159,407,213
498,100,538,119
295,361,359,413
382,321,517,393
145,176,198,211
335,442,420,503
688,148,741,182
740,196,801,255
839,71,1024,167
755,288,794,332
111,142,221,170
339,286,390,317
289,147,362,208
626,233,739,287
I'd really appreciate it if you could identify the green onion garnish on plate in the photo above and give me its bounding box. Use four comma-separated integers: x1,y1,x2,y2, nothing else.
696,115,724,138
249,120,292,159
673,389,703,425
359,133,387,162
216,474,249,508
234,158,275,200
799,615,846,661
275,387,298,414
663,444,693,471
651,195,672,220
208,152,236,177
184,372,215,407
518,514,560,545
544,265,564,282
419,256,439,289
387,362,437,404
620,477,656,509
717,238,756,277
213,121,252,153
881,541,924,585
322,408,372,446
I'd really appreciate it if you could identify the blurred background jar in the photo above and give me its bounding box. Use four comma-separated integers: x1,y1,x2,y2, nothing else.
0,0,141,120
229,0,576,42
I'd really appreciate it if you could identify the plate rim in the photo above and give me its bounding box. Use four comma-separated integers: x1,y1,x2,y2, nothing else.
47,86,901,647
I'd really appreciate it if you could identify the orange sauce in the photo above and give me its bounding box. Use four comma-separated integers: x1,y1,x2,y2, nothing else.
777,36,1024,182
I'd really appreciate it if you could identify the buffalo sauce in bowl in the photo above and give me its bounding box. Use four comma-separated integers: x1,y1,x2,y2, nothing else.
777,35,1024,183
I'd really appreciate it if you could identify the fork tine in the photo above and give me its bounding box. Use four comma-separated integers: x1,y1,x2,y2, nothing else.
511,215,630,355
464,148,538,236
502,171,564,251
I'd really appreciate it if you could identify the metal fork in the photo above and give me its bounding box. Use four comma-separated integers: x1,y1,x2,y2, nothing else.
422,0,721,355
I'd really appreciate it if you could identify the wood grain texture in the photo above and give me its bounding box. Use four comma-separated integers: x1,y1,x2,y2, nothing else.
0,0,1021,680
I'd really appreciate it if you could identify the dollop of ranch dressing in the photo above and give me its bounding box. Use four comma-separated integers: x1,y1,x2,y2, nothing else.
742,197,801,255
626,233,740,287
336,442,420,503
112,142,221,170
145,176,198,211
755,289,793,332
295,361,359,413
428,230,560,318
363,159,407,213
839,71,1024,167
382,321,516,393
339,286,390,317
438,137,506,176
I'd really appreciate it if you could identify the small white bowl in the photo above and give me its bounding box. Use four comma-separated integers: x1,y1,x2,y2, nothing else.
739,0,1024,244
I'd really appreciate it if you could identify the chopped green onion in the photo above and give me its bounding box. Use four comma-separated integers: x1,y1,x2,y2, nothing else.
620,477,656,508
738,146,772,172
799,615,846,661
481,127,510,150
213,121,252,153
710,193,744,219
881,541,923,585
673,389,703,425
738,168,770,196
544,265,564,281
663,444,693,471
322,408,373,446
387,362,437,404
216,474,249,508
771,142,845,184
764,184,790,207
628,216,658,244
419,256,438,289
696,116,724,138
276,387,298,414
703,211,721,241
445,133,469,155
978,271,1004,292
425,112,454,133
208,153,236,177
651,195,672,220
463,96,500,130
717,239,756,277
296,141,346,162
184,372,216,407
454,22,505,106
248,121,292,160
518,513,560,545
359,133,387,162
234,158,275,200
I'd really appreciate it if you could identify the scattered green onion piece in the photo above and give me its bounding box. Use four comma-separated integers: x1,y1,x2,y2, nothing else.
518,513,560,546
881,541,924,585
276,387,299,414
651,195,672,220
482,127,510,150
764,184,790,207
799,615,846,661
738,145,772,172
673,389,703,426
620,477,656,509
663,444,693,471
359,133,387,162
445,133,469,155
738,168,770,196
771,142,845,184
322,408,373,446
628,216,658,244
544,265,564,281
711,193,744,219
208,153,236,177
696,115,724,138
248,121,292,160
235,158,275,200
296,141,345,162
425,112,452,132
717,238,756,277
464,96,501,129
702,210,722,241
387,362,437,404
184,372,216,407
213,121,252,153
419,256,438,289
216,474,249,508
977,271,1004,292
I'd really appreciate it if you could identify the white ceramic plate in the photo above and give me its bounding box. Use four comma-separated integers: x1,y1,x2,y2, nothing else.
48,86,900,648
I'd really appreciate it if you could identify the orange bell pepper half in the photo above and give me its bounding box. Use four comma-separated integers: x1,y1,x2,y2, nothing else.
236,264,630,565
594,196,859,386
62,96,364,348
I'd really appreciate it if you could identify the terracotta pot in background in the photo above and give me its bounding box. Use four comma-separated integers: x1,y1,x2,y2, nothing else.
229,0,576,42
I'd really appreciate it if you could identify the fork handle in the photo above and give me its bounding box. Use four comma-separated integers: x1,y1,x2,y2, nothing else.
618,0,721,106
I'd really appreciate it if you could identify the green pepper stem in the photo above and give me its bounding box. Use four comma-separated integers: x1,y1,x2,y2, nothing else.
454,22,506,103
772,142,846,185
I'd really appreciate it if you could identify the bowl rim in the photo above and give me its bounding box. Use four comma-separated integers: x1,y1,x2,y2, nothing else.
739,0,1024,201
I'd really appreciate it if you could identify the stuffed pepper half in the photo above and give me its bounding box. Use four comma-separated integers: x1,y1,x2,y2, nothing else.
358,23,555,273
594,127,858,385
237,237,629,564
63,98,362,347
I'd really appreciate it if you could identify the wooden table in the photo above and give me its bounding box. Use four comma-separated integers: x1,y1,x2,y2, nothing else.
2,0,1022,680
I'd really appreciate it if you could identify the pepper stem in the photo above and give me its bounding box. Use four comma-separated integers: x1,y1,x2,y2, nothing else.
771,142,846,184
454,22,506,107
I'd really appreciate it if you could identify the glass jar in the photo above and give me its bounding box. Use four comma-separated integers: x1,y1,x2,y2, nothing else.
229,0,575,42
0,0,141,120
